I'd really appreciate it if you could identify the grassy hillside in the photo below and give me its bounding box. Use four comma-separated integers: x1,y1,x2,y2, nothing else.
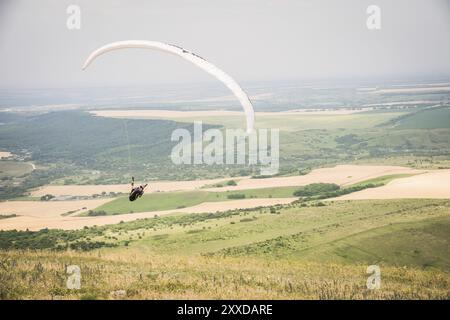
0,111,204,175
1,199,449,299
134,200,450,265
311,215,450,270
0,200,450,299
0,111,222,199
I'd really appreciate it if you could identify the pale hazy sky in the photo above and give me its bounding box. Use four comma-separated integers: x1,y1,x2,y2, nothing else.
1,0,449,88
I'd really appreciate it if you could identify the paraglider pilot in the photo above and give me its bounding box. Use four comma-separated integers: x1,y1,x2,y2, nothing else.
129,177,148,202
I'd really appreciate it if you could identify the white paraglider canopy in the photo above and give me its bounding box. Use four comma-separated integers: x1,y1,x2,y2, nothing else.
82,40,255,134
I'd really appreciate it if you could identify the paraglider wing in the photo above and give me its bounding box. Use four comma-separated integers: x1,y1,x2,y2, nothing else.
82,40,254,134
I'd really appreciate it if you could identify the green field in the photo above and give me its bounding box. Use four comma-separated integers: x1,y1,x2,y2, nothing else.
88,186,300,215
0,160,33,179
152,111,406,132
5,199,449,265
392,107,450,129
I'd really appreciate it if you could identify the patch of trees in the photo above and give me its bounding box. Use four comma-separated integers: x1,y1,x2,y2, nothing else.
68,241,114,251
0,214,17,220
40,194,55,201
227,193,246,199
293,183,340,197
293,182,381,200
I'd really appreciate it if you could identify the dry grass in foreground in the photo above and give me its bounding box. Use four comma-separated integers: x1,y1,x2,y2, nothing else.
1,249,449,300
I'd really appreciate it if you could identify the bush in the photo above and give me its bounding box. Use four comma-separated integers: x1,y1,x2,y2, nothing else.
226,180,237,186
293,182,383,201
298,168,311,175
40,194,55,201
227,193,245,199
87,210,107,216
315,202,326,207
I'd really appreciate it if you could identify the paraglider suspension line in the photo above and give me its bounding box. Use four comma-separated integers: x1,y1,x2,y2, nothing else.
122,119,133,177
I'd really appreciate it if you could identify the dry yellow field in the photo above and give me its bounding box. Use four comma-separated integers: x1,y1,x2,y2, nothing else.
334,170,450,200
206,165,423,192
0,151,12,159
0,198,111,231
0,199,111,219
